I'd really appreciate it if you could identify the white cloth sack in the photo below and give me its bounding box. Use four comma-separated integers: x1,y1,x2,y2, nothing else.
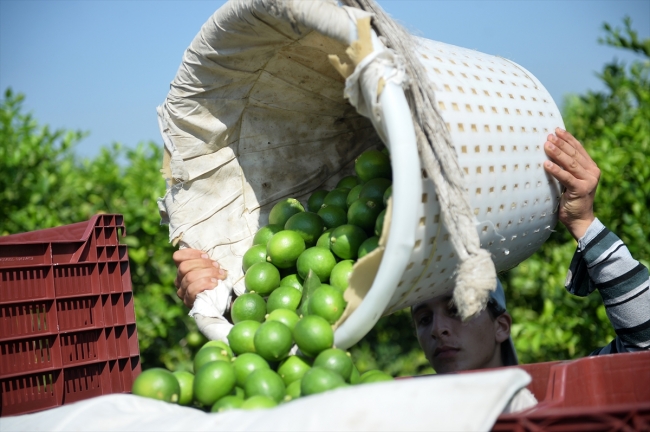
1,368,533,432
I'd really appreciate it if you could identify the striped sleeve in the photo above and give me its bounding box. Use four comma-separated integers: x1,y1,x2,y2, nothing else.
565,218,650,354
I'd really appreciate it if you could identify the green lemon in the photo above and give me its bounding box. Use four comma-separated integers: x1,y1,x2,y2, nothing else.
330,224,368,260
199,340,234,359
296,247,337,283
232,352,270,388
244,262,281,295
336,175,361,190
383,185,392,206
265,309,300,331
375,209,386,237
346,184,364,208
186,331,207,349
254,321,293,362
266,230,306,269
347,198,382,233
170,371,194,404
193,346,230,374
244,369,286,403
193,361,236,407
317,205,348,230
330,260,354,292
316,228,334,249
358,178,392,203
227,320,261,355
211,395,243,412
285,379,302,400
358,236,380,259
307,190,329,213
284,212,325,246
231,293,267,324
253,224,284,247
243,244,267,273
323,188,350,210
277,355,312,386
132,368,180,403
300,366,347,396
355,149,392,182
313,348,354,382
308,286,347,324
293,315,333,358
350,364,361,384
266,286,302,313
268,198,305,227
240,395,277,410
359,370,393,383
280,273,304,292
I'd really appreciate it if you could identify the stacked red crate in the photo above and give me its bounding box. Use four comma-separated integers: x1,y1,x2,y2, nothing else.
0,215,141,416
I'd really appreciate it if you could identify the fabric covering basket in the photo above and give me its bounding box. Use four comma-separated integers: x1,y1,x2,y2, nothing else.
157,0,563,348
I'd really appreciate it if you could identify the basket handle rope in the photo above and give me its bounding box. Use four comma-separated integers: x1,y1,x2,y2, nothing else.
338,0,497,320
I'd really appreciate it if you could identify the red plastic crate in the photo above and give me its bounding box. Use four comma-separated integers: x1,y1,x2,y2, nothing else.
493,350,650,431
0,215,141,417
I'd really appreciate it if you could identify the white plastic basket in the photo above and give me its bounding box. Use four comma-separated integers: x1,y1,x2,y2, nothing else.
157,0,562,348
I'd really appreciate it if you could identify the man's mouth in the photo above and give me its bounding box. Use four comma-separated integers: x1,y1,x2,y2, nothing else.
433,346,460,359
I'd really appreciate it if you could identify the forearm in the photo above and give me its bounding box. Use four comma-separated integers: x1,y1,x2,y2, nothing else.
565,218,650,352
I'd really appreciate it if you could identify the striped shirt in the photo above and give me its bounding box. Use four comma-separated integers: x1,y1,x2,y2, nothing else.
565,218,650,354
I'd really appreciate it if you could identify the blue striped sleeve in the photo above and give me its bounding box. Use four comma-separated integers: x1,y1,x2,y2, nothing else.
565,218,650,353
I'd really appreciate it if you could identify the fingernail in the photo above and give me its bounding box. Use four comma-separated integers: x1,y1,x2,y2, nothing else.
544,161,552,168
546,142,555,150
218,269,225,276
211,278,218,283
557,127,565,133
201,254,209,259
213,262,221,268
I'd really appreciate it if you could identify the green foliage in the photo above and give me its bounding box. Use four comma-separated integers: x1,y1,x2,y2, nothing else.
502,17,649,364
0,89,198,370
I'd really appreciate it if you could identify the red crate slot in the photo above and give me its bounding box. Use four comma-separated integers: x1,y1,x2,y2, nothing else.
0,267,54,304
130,356,141,383
98,262,122,294
114,326,130,358
1,370,64,417
103,227,118,246
118,245,128,261
63,361,112,405
108,357,137,394
120,261,132,293
0,335,62,378
0,243,50,269
52,240,95,265
60,330,108,367
124,293,135,324
126,324,139,357
110,294,127,326
0,300,57,340
100,295,114,327
103,327,117,360
94,227,104,247
56,296,104,332
54,264,100,298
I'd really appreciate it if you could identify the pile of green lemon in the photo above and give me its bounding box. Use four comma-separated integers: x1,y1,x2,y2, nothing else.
132,148,394,411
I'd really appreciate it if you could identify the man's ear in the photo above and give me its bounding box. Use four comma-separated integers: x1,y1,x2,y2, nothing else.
495,312,512,344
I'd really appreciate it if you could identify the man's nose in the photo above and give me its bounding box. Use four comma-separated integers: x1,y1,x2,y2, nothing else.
430,313,451,338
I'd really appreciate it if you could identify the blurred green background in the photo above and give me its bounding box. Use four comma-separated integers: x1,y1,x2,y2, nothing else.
1,20,648,375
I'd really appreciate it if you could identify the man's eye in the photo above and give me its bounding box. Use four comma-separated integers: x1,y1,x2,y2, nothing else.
447,303,459,317
417,314,432,326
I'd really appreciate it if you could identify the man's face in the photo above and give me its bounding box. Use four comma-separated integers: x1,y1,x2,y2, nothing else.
412,294,508,374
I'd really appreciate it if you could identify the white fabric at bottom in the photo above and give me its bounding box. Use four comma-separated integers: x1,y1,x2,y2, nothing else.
1,368,532,432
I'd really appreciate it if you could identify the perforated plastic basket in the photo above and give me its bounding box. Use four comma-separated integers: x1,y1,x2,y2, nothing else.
0,215,141,417
157,0,562,348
